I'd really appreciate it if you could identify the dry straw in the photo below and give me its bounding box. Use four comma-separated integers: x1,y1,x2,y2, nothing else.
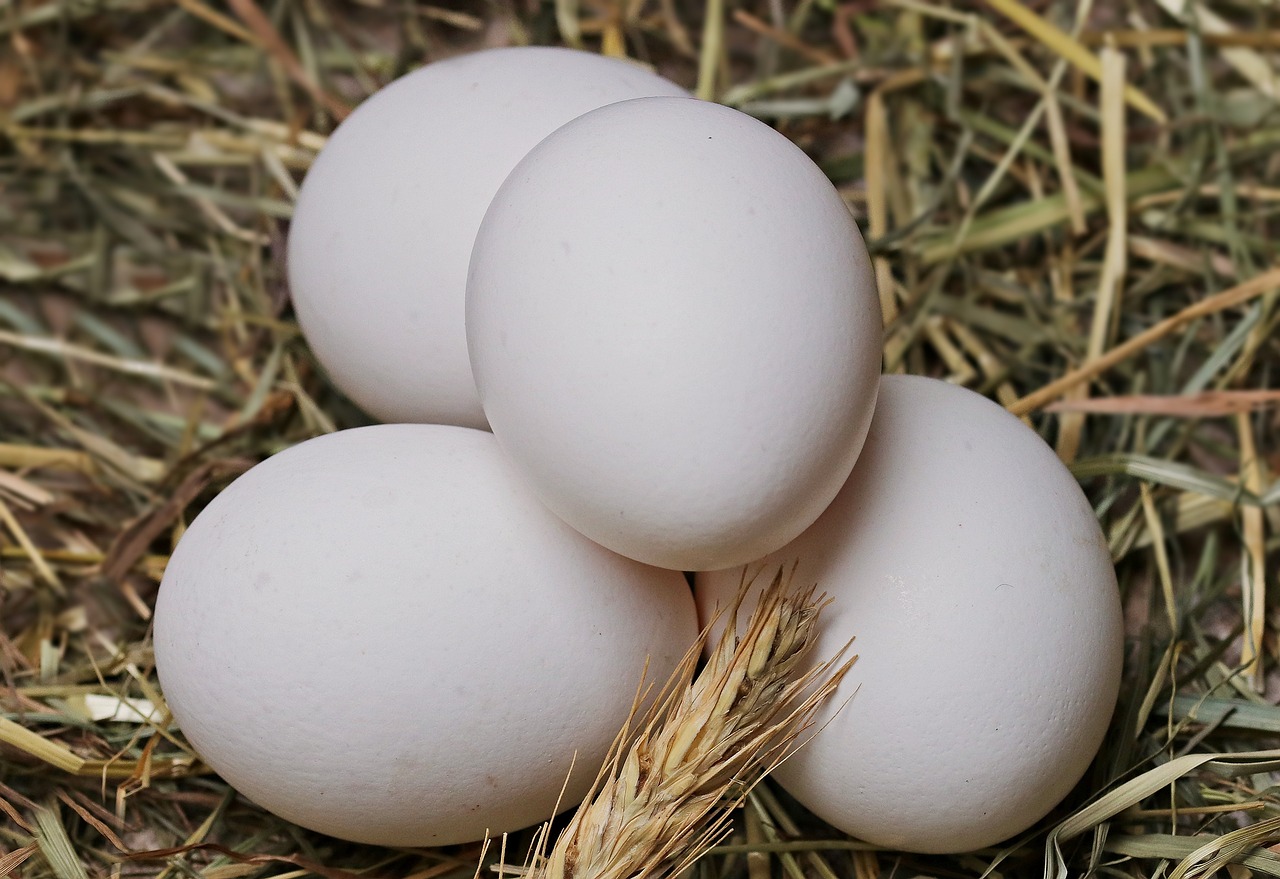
2,1,1279,877
495,568,854,879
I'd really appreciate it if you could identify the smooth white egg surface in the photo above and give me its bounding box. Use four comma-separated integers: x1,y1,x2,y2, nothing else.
154,424,697,846
695,375,1124,853
466,97,882,571
287,47,688,428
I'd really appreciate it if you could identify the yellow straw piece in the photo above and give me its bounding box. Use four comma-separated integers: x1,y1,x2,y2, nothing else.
0,717,87,774
1237,412,1267,691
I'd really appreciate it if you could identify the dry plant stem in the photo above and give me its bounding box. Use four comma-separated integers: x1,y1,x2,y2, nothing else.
517,569,853,879
1007,265,1280,416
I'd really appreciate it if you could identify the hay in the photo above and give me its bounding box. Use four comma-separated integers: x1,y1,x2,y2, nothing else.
1,0,1278,877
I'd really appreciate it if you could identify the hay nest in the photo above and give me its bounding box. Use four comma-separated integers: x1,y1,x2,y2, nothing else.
1,1,1278,877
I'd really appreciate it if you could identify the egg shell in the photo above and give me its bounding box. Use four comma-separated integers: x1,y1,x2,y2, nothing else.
695,375,1124,853
287,47,688,428
154,424,697,847
466,96,882,571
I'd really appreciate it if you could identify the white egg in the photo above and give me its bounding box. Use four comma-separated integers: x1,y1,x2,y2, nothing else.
466,97,882,571
154,424,697,846
695,375,1124,853
287,47,688,428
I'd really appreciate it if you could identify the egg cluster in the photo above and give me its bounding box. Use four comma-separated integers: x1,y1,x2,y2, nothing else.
154,47,1124,855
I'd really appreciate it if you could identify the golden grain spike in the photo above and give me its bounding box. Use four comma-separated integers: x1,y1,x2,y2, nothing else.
514,567,852,879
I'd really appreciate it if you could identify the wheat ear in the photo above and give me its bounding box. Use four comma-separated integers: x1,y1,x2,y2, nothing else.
511,565,855,879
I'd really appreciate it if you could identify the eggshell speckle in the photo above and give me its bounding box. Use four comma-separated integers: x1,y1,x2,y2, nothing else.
287,47,688,427
154,424,697,846
695,375,1124,853
466,97,882,571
